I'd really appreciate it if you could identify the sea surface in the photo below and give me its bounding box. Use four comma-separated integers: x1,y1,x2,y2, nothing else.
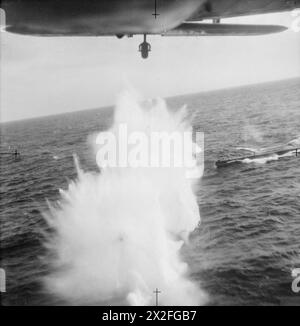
1,78,300,306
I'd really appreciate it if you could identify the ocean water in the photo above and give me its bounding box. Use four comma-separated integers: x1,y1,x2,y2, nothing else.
1,78,300,306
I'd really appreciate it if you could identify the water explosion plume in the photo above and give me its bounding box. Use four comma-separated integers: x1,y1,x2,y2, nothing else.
44,90,206,305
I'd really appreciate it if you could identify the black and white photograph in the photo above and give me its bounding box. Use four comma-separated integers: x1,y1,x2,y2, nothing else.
0,0,300,310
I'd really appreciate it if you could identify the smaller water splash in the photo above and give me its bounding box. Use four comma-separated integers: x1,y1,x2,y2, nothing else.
242,150,295,165
242,154,279,165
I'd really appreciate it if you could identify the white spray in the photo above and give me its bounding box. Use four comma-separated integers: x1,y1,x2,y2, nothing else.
44,90,206,306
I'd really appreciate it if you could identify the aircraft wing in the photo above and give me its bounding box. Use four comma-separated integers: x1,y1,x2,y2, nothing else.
162,22,288,37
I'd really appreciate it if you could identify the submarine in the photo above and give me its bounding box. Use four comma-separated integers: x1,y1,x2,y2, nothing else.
216,146,299,168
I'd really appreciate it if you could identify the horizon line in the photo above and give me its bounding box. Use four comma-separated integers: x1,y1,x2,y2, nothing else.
1,75,299,124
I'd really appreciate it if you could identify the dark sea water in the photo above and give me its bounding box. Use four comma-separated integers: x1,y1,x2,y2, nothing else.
1,78,300,306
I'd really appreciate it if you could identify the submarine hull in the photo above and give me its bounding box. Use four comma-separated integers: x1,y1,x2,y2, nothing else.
216,147,299,168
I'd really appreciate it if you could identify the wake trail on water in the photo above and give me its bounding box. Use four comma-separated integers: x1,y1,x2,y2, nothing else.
237,135,300,165
43,89,206,306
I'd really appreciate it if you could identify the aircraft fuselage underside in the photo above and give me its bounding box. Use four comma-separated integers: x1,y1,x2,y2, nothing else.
2,0,204,36
1,0,299,59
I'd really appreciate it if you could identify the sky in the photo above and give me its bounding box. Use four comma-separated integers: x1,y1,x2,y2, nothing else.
0,10,300,122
